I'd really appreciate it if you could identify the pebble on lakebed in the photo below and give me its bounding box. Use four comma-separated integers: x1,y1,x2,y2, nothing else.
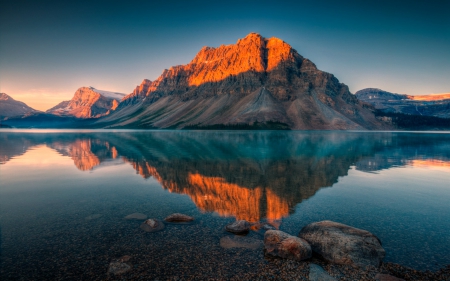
140,219,165,232
164,213,194,222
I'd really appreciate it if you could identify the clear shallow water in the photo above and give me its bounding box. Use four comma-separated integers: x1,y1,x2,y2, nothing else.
0,130,449,279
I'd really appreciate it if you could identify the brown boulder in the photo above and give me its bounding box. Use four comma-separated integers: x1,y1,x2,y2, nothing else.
264,230,312,261
225,220,250,234
299,220,385,268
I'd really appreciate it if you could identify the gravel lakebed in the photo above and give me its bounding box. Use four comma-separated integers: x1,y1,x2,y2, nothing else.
1,210,448,281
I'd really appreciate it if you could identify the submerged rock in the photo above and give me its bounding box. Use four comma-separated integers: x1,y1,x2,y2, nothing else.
85,214,102,220
140,219,165,232
220,235,263,250
124,213,147,220
251,222,277,231
108,261,131,275
375,273,406,281
264,230,312,261
309,263,337,281
225,220,250,234
107,256,132,275
299,220,385,268
164,213,194,222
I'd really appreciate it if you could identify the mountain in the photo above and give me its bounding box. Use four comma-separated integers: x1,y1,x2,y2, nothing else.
96,33,389,130
0,93,38,119
356,88,450,119
46,87,125,118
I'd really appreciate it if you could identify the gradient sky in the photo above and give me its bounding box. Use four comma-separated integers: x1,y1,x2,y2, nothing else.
1,0,449,111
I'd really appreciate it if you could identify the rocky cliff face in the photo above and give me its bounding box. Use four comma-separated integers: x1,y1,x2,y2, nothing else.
47,87,125,118
356,88,450,118
98,33,388,130
0,93,38,119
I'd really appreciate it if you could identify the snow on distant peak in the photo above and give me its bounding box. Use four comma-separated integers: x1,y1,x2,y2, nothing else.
89,87,126,100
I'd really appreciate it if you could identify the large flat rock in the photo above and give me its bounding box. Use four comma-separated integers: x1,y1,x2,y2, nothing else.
299,220,385,268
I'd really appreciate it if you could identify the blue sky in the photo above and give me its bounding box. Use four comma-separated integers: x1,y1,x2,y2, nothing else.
1,0,449,110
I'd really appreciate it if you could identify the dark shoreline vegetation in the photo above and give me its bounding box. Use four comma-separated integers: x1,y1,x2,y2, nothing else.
375,110,450,130
2,112,450,130
183,121,291,130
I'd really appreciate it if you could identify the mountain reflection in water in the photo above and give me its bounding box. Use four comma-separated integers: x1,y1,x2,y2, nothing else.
1,131,450,224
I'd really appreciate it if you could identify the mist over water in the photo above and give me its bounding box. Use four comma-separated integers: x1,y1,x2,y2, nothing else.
0,130,449,278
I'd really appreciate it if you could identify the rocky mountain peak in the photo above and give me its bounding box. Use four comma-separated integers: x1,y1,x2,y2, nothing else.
47,87,125,118
104,33,389,130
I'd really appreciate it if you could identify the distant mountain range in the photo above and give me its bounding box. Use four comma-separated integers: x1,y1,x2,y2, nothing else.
1,34,449,130
356,88,450,119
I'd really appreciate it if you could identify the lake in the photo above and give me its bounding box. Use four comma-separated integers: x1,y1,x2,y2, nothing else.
0,130,449,279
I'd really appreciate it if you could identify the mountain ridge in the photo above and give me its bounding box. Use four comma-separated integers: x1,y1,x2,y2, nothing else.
0,93,39,119
356,88,450,119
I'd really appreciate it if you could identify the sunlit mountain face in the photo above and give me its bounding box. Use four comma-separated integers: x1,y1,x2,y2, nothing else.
1,131,450,224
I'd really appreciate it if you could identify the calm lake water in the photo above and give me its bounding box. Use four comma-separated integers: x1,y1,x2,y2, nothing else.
0,130,449,279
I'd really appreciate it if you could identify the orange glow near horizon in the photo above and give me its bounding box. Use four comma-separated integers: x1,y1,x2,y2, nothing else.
408,93,450,101
410,159,450,171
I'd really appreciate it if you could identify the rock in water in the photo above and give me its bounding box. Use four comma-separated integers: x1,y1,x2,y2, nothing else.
220,235,263,249
124,213,147,220
264,230,312,261
164,213,194,222
375,273,406,281
299,220,385,268
140,219,165,232
225,220,250,234
108,261,131,275
85,214,102,220
309,263,337,281
107,256,132,275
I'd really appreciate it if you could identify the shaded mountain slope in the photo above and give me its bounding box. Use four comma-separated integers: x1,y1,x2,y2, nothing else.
0,93,39,119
